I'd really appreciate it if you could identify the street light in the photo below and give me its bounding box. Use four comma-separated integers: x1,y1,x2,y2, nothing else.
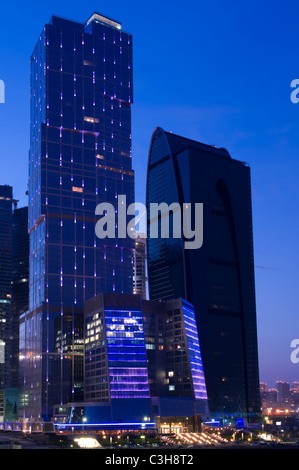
82,417,87,434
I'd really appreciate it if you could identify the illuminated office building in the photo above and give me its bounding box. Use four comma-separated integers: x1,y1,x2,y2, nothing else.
84,293,150,403
76,293,152,429
20,12,135,420
53,293,208,432
146,127,261,422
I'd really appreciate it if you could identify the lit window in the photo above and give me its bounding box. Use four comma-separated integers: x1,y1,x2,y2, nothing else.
84,117,99,124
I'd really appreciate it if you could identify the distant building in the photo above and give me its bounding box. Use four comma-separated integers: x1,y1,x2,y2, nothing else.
262,382,299,414
133,235,147,299
260,382,268,406
277,381,291,404
291,389,299,408
263,388,278,407
260,383,268,393
292,382,299,391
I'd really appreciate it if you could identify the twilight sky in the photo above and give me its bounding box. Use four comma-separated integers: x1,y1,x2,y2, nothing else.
0,0,299,388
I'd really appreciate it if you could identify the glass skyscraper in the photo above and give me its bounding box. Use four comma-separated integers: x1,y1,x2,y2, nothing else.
146,127,261,423
20,13,135,420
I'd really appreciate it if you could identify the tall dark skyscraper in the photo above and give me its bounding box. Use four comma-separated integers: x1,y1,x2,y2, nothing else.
0,189,28,398
12,207,29,317
11,206,29,388
146,127,261,422
0,185,13,390
20,13,134,420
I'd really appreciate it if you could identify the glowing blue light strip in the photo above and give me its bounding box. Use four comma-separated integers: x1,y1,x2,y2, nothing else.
102,308,150,398
54,422,156,428
182,306,208,400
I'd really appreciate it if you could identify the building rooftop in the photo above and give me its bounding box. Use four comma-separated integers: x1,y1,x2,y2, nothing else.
86,12,122,30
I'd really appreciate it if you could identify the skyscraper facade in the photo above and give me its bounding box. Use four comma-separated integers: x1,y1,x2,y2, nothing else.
0,186,13,390
20,13,135,420
133,235,147,299
12,207,29,318
142,298,208,403
11,206,29,389
146,127,261,422
84,293,150,403
142,297,210,432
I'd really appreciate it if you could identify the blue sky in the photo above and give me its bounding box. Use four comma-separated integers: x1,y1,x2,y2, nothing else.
0,0,299,387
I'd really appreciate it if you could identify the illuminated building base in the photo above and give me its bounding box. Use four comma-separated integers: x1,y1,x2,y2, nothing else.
53,400,155,432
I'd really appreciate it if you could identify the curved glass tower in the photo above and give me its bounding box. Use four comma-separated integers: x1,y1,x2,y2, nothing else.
146,127,261,422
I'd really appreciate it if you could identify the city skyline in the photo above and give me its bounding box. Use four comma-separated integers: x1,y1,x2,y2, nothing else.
0,0,299,389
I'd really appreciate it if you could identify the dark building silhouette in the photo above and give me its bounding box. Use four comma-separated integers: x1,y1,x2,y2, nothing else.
133,235,147,299
20,12,135,420
0,185,13,390
0,188,28,398
12,207,29,317
277,381,291,404
146,127,261,422
11,206,29,388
